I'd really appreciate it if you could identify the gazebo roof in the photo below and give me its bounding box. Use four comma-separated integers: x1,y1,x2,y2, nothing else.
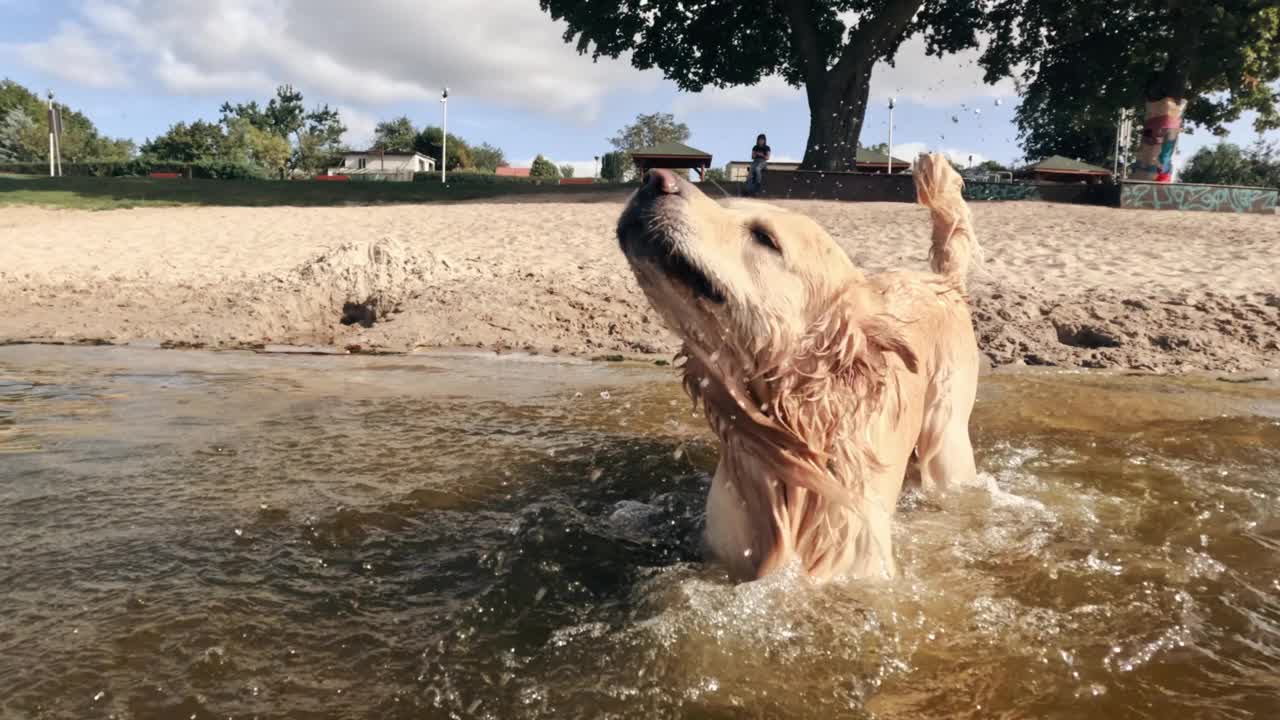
855,147,911,166
630,142,713,159
1030,155,1111,175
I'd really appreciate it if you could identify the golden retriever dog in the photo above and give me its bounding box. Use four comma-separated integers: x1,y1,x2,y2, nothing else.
617,154,980,583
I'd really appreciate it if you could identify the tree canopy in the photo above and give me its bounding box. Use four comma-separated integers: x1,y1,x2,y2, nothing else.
541,0,985,170
609,112,690,153
0,79,134,162
372,116,417,152
978,0,1280,163
1180,141,1280,188
219,85,346,173
470,142,506,172
530,154,560,179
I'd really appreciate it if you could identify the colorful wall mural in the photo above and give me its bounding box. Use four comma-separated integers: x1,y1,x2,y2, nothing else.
1121,181,1278,214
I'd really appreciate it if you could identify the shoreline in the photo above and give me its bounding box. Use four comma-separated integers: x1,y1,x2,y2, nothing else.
1,200,1276,374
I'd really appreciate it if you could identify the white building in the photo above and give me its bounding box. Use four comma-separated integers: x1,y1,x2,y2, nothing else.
331,150,435,180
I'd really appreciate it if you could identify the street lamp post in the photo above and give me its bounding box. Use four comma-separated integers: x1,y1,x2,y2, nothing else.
887,97,896,174
594,155,600,179
440,87,449,184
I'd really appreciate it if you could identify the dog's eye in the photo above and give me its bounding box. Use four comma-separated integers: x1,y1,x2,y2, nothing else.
750,225,781,253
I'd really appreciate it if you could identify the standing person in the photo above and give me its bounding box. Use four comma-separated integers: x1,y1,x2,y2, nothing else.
747,133,771,195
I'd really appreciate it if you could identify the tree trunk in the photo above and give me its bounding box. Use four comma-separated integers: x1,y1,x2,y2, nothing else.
778,0,921,172
800,66,873,171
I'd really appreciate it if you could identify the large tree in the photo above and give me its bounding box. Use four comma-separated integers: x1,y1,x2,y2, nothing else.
540,0,983,171
372,116,417,152
413,126,473,171
0,79,134,162
979,0,1280,179
140,120,226,162
470,142,506,171
221,85,346,173
608,112,690,180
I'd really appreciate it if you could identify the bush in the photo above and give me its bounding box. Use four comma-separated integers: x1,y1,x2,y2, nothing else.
412,170,555,185
0,158,267,179
189,160,267,180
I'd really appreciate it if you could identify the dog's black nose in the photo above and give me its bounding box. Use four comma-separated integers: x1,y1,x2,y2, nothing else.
646,168,680,195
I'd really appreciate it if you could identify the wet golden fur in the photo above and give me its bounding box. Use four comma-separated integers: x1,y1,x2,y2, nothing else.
617,154,980,582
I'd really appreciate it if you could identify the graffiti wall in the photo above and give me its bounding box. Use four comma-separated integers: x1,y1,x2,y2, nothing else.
1121,181,1278,214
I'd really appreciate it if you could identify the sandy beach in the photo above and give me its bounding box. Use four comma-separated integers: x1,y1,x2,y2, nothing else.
1,198,1277,373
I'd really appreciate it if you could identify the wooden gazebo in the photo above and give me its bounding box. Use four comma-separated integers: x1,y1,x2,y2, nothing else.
1028,155,1113,183
630,142,713,180
855,147,911,174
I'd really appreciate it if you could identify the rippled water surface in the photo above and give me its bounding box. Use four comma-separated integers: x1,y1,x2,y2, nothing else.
2,346,1279,719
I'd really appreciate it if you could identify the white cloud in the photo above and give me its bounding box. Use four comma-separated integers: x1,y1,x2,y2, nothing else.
337,105,380,150
12,21,129,89
59,0,659,121
891,141,988,167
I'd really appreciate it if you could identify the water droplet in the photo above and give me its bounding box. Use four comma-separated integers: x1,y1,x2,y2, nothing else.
534,587,548,604
699,377,710,389
951,115,959,123
599,391,611,400
362,561,373,571
743,548,752,557
93,691,105,702
233,528,243,537
673,446,684,461
994,98,1003,106
589,468,604,482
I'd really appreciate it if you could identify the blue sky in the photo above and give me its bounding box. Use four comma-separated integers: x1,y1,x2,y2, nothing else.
2,0,1274,176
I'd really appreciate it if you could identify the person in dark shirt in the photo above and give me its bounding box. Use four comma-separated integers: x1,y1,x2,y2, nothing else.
748,134,771,193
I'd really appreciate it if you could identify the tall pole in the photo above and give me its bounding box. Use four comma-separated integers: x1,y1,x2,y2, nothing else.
440,87,449,184
887,97,895,174
47,92,55,177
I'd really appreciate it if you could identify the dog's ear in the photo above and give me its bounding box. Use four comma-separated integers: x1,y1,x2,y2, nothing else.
808,306,919,385
856,315,920,375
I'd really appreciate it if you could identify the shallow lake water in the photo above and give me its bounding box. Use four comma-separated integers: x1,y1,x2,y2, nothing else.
2,345,1278,719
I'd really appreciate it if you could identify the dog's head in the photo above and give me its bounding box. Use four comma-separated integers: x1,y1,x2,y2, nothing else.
617,169,863,359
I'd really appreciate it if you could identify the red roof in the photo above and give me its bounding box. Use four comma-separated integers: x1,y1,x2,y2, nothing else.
496,166,531,176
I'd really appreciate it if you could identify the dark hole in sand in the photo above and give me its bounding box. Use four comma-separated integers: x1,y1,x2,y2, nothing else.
341,300,378,328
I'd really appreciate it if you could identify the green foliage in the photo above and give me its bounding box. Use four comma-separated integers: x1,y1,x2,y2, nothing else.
1180,142,1280,188
609,112,690,152
0,158,264,179
413,126,473,171
222,117,291,178
220,85,346,172
412,169,553,185
559,163,575,178
0,108,35,162
975,159,1011,173
372,116,417,152
141,120,226,162
470,143,506,172
978,1,1280,160
0,79,135,162
529,154,560,179
599,151,626,182
703,167,728,183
